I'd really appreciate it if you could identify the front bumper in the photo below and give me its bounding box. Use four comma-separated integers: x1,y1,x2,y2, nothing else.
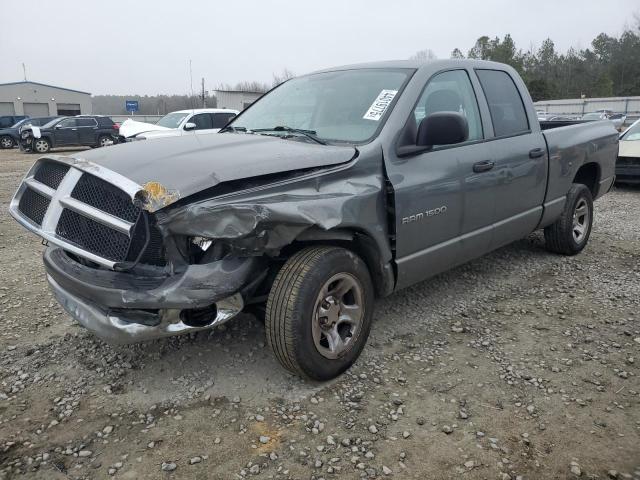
44,247,259,343
615,157,640,184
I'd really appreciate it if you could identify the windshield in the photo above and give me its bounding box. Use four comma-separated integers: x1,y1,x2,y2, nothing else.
156,112,189,129
11,118,31,128
622,121,640,141
42,118,63,128
228,68,412,143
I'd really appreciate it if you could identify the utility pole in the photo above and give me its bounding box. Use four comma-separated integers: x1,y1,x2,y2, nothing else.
201,78,206,108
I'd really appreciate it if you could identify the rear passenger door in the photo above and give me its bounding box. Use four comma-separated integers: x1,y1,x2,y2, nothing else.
76,118,98,144
474,69,548,248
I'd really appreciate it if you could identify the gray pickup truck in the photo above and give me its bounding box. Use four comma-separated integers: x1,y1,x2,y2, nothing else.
10,60,617,380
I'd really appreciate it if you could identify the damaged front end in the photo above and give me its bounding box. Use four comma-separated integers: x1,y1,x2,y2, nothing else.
9,155,269,343
9,138,388,344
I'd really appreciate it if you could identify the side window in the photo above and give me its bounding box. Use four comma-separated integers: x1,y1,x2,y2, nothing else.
414,70,483,143
76,118,97,127
211,113,236,128
58,118,77,128
476,69,529,137
188,113,213,130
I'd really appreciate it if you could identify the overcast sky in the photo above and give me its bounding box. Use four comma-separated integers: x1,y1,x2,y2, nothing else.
1,0,638,95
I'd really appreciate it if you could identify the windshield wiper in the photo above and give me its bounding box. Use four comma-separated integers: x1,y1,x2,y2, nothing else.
252,126,327,145
219,125,247,133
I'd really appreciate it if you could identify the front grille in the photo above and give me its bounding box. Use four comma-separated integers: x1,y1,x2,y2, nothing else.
126,219,166,266
18,188,50,225
13,160,166,268
56,209,132,262
71,174,140,223
34,162,69,189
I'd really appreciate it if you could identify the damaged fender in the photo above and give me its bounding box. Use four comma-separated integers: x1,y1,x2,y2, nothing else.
155,155,391,261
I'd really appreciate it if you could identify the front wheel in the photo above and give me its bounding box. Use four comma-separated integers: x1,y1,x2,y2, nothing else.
0,136,14,149
544,183,593,255
32,138,51,154
265,246,374,380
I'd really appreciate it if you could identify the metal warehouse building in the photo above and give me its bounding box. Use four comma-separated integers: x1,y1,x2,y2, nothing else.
0,81,92,117
214,90,263,111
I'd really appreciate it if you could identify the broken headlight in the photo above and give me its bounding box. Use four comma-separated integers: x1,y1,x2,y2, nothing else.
191,236,213,251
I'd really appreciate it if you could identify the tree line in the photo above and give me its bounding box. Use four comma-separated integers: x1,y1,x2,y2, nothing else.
413,16,640,101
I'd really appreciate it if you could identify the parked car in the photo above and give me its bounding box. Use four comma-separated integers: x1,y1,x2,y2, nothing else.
582,111,627,130
536,110,550,121
119,108,239,140
0,115,27,129
616,118,640,184
0,116,60,149
19,115,120,153
9,59,617,380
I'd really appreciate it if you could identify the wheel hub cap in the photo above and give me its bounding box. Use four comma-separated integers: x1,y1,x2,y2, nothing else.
572,198,589,243
312,273,364,359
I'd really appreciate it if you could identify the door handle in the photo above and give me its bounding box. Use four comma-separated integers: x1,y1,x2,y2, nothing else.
529,147,545,158
473,160,495,173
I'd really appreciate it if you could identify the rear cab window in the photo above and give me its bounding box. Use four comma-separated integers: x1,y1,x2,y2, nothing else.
476,69,529,137
212,113,236,129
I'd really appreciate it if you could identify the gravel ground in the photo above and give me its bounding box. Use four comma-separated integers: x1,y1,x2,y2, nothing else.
0,147,638,480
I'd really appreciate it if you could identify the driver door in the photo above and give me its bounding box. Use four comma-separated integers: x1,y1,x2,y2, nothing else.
386,69,498,289
54,118,79,146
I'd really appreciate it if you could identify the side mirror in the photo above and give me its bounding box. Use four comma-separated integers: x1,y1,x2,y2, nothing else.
416,112,469,147
55,124,63,129
184,122,197,131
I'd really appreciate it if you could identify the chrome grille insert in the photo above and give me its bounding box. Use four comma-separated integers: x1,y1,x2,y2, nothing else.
9,157,162,269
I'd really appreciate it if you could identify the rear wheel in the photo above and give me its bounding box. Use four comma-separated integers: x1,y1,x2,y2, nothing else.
265,246,374,380
0,136,14,149
33,138,51,154
544,183,593,255
97,135,113,148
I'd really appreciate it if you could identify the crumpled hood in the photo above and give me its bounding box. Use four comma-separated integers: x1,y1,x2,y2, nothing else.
66,132,357,201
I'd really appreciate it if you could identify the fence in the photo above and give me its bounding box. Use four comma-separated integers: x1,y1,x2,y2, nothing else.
534,96,640,125
109,115,163,124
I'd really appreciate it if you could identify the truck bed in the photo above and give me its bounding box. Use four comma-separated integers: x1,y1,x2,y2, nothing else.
539,120,618,227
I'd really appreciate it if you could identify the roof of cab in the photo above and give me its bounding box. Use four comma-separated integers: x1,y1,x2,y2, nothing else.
172,108,239,114
310,58,512,74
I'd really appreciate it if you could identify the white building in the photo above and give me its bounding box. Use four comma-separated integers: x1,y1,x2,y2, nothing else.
0,81,92,117
214,90,263,111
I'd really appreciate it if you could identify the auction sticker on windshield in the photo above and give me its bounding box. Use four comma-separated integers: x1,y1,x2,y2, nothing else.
363,90,398,121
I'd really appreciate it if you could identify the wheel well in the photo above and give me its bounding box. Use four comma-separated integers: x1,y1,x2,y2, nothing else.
573,162,600,197
279,229,395,298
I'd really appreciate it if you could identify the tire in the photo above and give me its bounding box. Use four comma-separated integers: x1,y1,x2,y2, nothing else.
32,138,51,154
544,183,593,255
0,136,14,149
97,135,113,148
266,246,374,380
